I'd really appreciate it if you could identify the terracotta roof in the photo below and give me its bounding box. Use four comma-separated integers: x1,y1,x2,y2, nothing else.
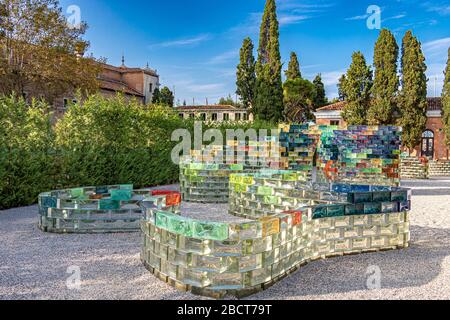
316,98,443,112
101,63,159,77
98,78,144,97
316,101,347,111
176,105,241,112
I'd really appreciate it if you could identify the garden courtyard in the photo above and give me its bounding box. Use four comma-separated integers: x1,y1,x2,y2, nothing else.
0,179,449,300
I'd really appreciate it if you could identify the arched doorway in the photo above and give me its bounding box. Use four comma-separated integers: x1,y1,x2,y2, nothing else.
421,130,435,158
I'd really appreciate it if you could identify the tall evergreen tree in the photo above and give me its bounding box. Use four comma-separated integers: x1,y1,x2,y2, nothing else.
398,31,428,151
443,48,450,147
236,37,256,108
312,74,327,109
159,86,174,107
341,52,373,125
152,87,161,104
254,0,284,122
285,52,301,80
337,74,347,101
368,29,400,125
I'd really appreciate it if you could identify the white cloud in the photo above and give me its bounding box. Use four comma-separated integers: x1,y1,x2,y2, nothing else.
423,37,450,57
382,14,406,22
424,3,450,16
279,14,310,26
345,14,370,21
207,49,239,65
320,70,346,99
148,34,212,49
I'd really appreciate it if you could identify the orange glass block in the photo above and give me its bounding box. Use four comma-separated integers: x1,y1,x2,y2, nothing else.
152,190,182,206
283,210,303,226
260,217,280,237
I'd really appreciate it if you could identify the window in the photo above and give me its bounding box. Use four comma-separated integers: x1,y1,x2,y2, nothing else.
330,120,340,126
63,98,69,109
243,113,248,121
235,113,241,121
149,83,153,93
179,113,184,119
72,99,77,104
212,113,218,121
200,113,206,121
189,113,195,119
223,113,229,121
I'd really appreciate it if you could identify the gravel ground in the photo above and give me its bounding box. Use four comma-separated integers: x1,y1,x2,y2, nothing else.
1,179,449,300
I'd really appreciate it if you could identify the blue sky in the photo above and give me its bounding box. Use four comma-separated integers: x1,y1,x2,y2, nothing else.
59,0,450,105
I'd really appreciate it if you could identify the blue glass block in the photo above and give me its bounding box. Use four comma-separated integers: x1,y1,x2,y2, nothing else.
98,199,121,210
110,189,132,201
399,201,411,212
41,196,57,209
95,186,109,194
364,202,382,214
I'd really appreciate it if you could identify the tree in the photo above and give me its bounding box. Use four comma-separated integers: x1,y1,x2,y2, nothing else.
0,0,102,103
254,0,284,122
283,78,316,123
312,74,327,109
337,74,347,101
159,86,174,107
368,29,399,125
398,31,428,152
236,37,256,108
341,52,373,125
219,94,235,106
285,52,301,80
152,87,161,104
443,48,450,147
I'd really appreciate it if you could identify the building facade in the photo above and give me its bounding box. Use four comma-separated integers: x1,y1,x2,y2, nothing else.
313,97,449,160
49,62,160,118
176,105,253,122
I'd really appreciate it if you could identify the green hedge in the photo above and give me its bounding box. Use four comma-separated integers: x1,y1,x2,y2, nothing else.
0,93,275,209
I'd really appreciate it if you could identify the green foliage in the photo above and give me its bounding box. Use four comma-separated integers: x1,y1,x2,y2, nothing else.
312,74,327,109
285,52,301,80
153,86,174,107
283,78,316,123
398,31,428,150
443,49,450,146
219,95,236,106
337,74,347,101
236,37,256,108
341,52,373,125
0,95,55,209
368,29,399,125
254,0,284,123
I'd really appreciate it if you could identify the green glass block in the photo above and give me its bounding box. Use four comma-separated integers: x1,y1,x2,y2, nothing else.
257,186,273,196
167,215,193,237
263,195,279,205
391,191,407,202
40,196,57,209
381,202,399,213
229,164,244,171
119,184,133,190
189,163,204,170
155,211,171,229
327,205,345,217
95,186,109,194
372,191,391,202
110,189,132,201
364,202,382,214
353,192,373,204
312,205,328,219
98,199,121,210
193,221,229,241
345,204,364,215
70,188,85,199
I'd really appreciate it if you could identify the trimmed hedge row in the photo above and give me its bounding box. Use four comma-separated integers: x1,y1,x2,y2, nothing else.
0,94,274,210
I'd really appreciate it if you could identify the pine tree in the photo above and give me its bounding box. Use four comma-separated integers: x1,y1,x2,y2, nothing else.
337,74,347,101
443,48,450,147
341,52,373,125
285,52,301,80
254,0,284,122
283,78,315,123
236,37,256,108
312,74,327,109
398,31,428,151
368,29,399,125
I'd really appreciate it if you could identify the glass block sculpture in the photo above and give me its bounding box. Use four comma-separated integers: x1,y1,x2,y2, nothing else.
38,186,181,233
141,170,411,299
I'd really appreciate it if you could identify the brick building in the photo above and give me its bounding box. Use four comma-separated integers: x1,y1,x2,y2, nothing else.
50,60,160,118
176,105,253,122
313,97,449,160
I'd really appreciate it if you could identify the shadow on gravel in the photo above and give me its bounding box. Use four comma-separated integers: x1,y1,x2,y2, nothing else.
250,225,450,300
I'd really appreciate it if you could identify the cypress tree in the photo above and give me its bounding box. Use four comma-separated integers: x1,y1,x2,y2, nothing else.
398,31,428,151
341,52,373,125
312,74,327,109
337,74,347,101
368,29,399,125
236,37,256,109
254,0,284,122
285,52,301,80
443,48,450,147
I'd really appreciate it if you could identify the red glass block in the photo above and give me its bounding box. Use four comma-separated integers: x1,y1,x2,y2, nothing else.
283,210,303,226
151,190,182,206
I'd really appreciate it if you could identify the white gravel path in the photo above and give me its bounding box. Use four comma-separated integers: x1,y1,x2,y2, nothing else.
1,179,449,300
